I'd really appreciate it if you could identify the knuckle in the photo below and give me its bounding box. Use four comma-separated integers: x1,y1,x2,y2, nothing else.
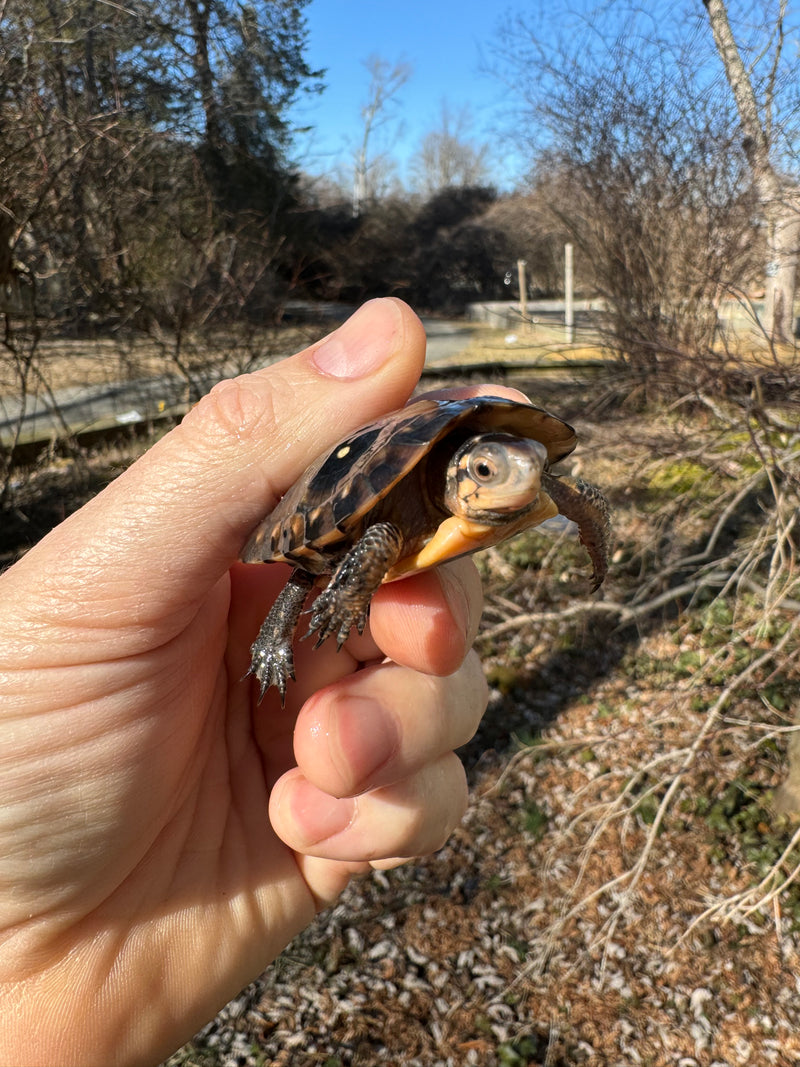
182,373,286,448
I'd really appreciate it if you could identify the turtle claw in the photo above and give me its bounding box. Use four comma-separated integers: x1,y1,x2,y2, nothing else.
248,641,294,706
248,569,312,705
301,520,404,653
307,587,369,650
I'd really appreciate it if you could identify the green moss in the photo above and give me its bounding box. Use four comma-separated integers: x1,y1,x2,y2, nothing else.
485,663,525,694
500,528,550,570
703,779,800,924
636,796,661,826
596,701,618,720
497,1035,545,1065
647,459,715,500
521,800,550,840
675,649,703,676
512,729,547,752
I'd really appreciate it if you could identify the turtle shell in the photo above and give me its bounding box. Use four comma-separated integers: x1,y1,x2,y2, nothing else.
241,395,577,573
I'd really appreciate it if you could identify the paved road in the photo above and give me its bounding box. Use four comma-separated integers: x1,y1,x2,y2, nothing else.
0,319,475,445
0,369,214,445
420,318,475,364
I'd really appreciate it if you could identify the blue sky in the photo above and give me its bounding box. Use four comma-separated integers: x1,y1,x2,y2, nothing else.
290,0,522,187
287,1,791,191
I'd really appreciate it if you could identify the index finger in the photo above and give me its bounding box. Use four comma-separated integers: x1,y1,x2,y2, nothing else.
356,556,484,677
413,383,533,405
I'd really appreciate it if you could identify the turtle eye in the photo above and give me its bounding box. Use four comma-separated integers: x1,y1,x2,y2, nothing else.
467,444,509,484
447,434,545,520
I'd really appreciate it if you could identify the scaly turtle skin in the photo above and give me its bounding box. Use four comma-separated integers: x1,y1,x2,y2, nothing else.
242,395,611,702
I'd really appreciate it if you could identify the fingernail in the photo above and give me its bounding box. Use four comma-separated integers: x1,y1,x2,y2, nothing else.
312,299,402,380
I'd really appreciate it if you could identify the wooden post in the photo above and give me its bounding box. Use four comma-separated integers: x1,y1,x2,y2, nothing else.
517,258,527,327
564,243,574,343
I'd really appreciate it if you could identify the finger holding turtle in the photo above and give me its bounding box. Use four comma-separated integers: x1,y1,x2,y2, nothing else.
269,651,488,872
290,645,488,799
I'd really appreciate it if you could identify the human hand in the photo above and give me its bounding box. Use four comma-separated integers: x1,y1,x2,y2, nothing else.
0,299,488,1067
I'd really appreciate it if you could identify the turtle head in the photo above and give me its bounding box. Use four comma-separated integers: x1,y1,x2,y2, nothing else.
444,433,549,523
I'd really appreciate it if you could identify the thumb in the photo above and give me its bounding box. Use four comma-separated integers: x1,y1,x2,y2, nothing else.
6,299,427,622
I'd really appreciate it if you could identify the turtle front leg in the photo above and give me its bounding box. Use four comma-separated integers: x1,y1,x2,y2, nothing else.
309,521,405,649
249,568,313,704
542,473,612,591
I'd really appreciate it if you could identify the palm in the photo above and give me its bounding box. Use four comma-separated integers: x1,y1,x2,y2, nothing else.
1,565,331,1062
72,563,329,929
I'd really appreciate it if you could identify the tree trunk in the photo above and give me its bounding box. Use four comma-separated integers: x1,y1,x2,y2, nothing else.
703,0,798,344
763,198,800,343
184,0,222,153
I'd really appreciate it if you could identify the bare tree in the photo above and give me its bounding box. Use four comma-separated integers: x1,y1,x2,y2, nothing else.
702,0,800,345
492,7,759,377
0,0,319,320
352,55,412,216
0,0,319,507
409,102,490,196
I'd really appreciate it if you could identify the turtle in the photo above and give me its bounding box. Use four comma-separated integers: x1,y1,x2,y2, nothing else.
242,394,611,703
